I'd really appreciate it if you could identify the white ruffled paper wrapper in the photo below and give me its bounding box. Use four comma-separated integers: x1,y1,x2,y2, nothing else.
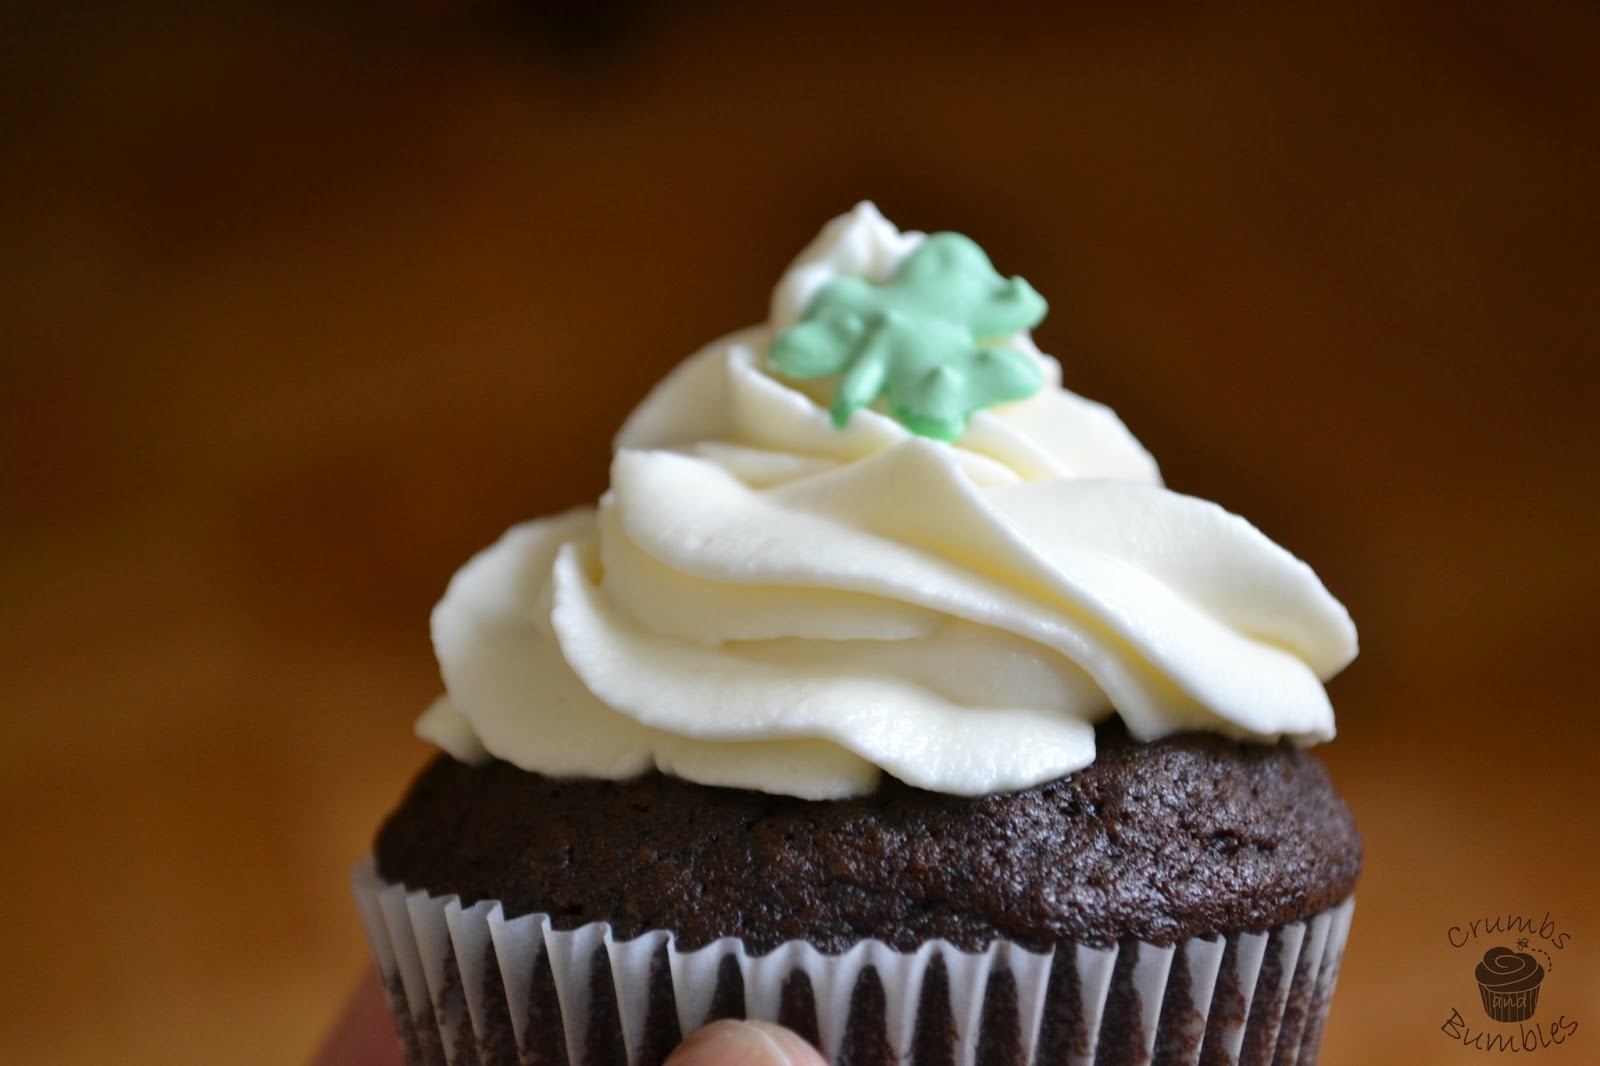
353,860,1353,1066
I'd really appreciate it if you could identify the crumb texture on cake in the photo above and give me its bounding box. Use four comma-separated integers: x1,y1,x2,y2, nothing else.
375,723,1360,953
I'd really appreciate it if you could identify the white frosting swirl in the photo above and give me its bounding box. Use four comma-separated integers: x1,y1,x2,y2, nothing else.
419,203,1357,799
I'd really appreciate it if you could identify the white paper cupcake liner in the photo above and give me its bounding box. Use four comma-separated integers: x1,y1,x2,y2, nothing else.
352,860,1354,1066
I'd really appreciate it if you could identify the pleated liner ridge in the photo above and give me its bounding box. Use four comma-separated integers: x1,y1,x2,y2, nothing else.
352,861,1354,1066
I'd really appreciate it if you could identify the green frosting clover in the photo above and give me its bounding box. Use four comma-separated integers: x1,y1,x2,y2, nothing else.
769,232,1048,441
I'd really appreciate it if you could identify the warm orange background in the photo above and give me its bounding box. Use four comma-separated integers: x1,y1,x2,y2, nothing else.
2,4,1597,1064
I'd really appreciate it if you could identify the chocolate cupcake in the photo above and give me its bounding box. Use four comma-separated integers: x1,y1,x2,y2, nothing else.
356,204,1362,1066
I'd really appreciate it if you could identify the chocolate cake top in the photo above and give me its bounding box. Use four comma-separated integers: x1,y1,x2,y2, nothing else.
375,722,1360,953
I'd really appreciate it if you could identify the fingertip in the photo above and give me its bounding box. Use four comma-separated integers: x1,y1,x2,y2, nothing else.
743,1020,828,1066
309,968,404,1066
665,1019,826,1066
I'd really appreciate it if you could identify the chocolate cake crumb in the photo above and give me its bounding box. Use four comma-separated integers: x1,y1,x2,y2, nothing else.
375,722,1360,954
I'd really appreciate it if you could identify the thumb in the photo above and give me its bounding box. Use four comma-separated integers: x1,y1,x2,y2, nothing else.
664,1019,827,1066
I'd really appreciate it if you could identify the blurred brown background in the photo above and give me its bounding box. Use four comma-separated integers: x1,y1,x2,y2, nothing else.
2,3,1597,1063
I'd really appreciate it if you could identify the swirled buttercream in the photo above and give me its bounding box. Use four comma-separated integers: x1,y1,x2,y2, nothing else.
418,203,1357,798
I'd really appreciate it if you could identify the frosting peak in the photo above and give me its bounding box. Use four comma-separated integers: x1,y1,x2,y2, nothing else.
419,204,1357,798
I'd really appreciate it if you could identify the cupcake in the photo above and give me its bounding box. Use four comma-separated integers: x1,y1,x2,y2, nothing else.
355,203,1361,1066
1475,948,1544,1024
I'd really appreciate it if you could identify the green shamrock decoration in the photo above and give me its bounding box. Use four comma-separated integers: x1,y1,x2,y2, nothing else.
769,232,1048,441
